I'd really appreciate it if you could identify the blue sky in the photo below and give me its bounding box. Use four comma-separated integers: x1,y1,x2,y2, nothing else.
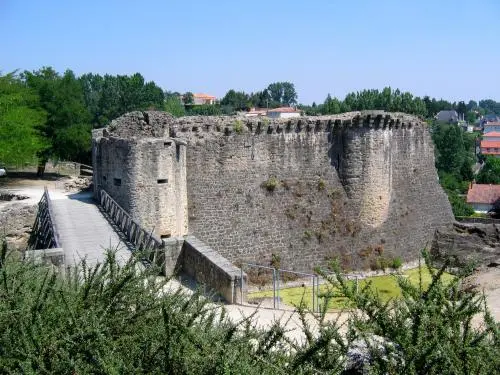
1,0,499,104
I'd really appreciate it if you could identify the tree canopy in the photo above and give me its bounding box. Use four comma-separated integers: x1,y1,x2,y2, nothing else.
476,156,500,184
0,72,47,166
23,68,92,164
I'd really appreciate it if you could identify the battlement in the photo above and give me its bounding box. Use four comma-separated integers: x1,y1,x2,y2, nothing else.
103,111,424,140
172,111,423,138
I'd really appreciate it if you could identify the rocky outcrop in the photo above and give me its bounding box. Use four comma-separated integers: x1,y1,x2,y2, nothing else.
431,222,500,267
0,200,37,252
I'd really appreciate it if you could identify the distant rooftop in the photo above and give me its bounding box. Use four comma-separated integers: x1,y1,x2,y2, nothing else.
267,107,300,113
193,93,216,99
467,184,500,205
483,132,500,137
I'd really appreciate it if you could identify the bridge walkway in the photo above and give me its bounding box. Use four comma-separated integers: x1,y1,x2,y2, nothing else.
50,191,132,267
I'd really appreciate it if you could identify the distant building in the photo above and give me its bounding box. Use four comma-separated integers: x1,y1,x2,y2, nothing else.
466,184,500,213
480,131,500,158
192,93,217,105
267,107,301,119
435,110,459,123
484,121,500,133
244,108,268,117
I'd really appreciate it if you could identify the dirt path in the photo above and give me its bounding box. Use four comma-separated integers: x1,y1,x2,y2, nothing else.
471,267,500,321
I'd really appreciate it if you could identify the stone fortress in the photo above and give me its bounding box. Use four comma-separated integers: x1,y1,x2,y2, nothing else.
92,110,454,273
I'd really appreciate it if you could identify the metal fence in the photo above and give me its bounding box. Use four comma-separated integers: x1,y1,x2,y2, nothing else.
240,263,361,312
28,187,60,250
241,263,320,312
97,188,162,264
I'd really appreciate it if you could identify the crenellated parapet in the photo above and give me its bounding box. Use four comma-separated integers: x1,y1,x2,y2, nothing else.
104,110,424,140
168,111,424,138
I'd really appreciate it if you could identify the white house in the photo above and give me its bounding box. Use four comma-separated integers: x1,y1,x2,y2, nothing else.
266,107,301,119
466,184,500,213
192,93,217,105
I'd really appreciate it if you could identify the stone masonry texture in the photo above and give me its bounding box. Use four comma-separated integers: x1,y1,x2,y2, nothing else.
93,110,454,272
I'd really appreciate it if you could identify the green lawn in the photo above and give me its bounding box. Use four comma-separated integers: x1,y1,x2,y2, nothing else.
248,267,454,310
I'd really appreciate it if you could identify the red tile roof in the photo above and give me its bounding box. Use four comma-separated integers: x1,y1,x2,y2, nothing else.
483,132,500,138
267,107,300,113
467,184,500,204
480,140,500,148
193,93,216,99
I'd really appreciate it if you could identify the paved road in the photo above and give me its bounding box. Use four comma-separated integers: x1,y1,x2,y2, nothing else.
49,191,132,268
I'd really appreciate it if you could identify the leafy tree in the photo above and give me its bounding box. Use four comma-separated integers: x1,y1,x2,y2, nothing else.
432,123,468,176
164,95,185,117
79,73,104,127
183,91,194,105
24,68,92,166
466,111,477,123
249,90,271,108
323,94,341,114
186,104,222,116
466,100,478,111
220,89,250,111
0,72,47,166
266,82,297,107
476,156,500,184
80,73,165,127
479,99,500,114
457,101,467,119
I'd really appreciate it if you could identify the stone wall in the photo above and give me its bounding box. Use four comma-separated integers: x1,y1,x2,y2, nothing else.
95,110,454,272
180,236,246,303
92,127,188,238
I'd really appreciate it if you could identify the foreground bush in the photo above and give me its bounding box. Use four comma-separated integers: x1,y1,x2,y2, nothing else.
1,239,499,374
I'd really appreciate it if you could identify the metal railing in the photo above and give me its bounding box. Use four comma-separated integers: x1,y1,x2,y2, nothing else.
241,263,320,312
97,189,163,259
241,263,361,313
28,187,60,250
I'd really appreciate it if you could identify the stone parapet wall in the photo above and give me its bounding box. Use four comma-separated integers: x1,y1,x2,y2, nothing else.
179,236,247,303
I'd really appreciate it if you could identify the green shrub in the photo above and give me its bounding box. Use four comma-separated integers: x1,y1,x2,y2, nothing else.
233,119,243,134
1,238,499,374
262,176,279,192
391,256,402,269
317,178,326,191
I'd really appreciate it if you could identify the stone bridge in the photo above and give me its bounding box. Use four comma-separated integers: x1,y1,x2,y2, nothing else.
27,187,245,303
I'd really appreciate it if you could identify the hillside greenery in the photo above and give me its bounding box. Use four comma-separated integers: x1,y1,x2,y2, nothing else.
1,238,499,374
